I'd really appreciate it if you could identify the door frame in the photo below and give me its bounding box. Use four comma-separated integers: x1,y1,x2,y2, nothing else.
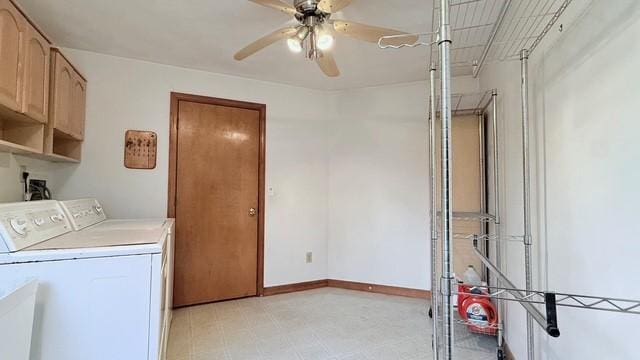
168,92,266,297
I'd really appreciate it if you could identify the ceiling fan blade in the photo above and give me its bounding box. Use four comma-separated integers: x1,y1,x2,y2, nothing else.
234,27,298,61
317,0,353,13
332,20,418,47
316,51,340,77
249,0,298,16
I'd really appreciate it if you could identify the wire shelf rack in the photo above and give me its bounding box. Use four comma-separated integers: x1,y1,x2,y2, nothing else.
429,89,494,116
380,0,572,76
435,230,523,243
455,319,501,335
433,0,573,75
453,233,523,243
450,89,494,115
436,211,496,222
435,317,503,336
456,284,640,316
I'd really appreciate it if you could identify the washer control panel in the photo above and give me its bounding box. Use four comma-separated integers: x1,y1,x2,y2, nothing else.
0,201,72,253
59,198,107,231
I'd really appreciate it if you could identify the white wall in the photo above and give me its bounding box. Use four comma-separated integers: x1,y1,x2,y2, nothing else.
50,49,330,287
326,77,479,290
4,9,636,355
39,49,482,292
0,154,58,203
327,82,431,290
480,0,640,358
0,154,28,202
1,54,483,293
4,47,465,292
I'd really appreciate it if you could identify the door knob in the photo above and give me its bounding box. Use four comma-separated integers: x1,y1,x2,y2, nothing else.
249,208,257,217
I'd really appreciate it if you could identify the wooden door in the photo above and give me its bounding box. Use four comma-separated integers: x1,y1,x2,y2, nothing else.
0,0,25,112
170,94,265,307
22,23,50,123
69,74,86,139
50,50,73,135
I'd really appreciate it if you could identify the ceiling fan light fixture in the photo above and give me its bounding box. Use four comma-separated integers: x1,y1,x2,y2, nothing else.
295,26,311,41
287,38,303,53
238,0,414,78
316,33,334,50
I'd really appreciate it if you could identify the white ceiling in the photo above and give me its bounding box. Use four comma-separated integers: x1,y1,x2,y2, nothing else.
17,0,435,90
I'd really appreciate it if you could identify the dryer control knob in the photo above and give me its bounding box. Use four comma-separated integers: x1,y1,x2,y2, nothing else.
10,218,28,236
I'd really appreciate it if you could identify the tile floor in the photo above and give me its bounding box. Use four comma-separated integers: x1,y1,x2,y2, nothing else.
167,288,497,360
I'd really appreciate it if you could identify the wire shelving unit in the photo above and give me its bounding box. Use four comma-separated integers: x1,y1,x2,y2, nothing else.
458,284,640,317
449,212,495,222
428,84,508,359
449,90,494,115
379,0,640,359
381,0,573,76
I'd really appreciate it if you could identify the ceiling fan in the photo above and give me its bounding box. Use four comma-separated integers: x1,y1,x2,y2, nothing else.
234,0,417,77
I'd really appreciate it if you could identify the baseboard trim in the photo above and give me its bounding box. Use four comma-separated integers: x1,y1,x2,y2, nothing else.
264,279,430,299
328,279,431,299
262,279,329,296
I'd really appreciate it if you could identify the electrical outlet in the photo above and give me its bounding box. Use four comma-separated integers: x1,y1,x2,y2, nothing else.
306,252,313,264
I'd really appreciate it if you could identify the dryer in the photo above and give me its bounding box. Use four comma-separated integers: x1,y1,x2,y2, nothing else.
58,197,175,359
0,200,174,360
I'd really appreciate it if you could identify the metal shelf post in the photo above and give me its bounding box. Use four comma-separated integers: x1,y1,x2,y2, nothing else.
429,62,440,360
438,0,455,359
491,90,505,357
491,90,500,226
520,48,535,360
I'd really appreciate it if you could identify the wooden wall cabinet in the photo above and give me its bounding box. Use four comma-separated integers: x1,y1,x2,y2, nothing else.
0,0,50,124
49,49,86,141
49,50,73,137
0,0,85,162
0,0,51,156
0,0,27,115
69,72,86,140
44,48,86,161
22,23,50,123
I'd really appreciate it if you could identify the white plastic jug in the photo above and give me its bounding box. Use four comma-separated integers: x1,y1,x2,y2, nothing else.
0,280,38,360
463,265,482,286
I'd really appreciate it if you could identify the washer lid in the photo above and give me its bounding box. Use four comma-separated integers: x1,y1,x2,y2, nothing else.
27,227,166,251
88,219,167,232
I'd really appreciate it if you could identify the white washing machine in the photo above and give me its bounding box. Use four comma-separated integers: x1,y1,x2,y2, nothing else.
0,200,174,360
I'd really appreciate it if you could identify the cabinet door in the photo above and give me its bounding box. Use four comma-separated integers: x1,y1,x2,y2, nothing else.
0,0,25,112
70,74,86,139
50,51,73,135
22,24,50,123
